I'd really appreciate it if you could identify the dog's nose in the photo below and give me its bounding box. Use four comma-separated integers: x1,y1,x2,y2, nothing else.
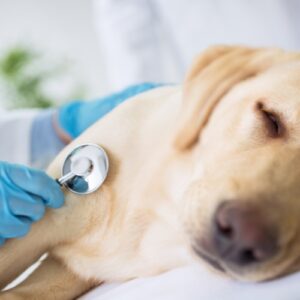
213,202,277,266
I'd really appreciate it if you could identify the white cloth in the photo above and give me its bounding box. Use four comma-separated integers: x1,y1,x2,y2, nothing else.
0,108,38,166
81,264,300,300
91,1,300,299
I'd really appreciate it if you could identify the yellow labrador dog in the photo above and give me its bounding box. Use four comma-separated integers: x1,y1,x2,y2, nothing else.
1,46,300,299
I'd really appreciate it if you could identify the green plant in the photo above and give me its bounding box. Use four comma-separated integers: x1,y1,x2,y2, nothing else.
0,46,85,109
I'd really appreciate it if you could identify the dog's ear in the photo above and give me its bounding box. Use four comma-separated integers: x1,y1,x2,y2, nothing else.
173,46,299,150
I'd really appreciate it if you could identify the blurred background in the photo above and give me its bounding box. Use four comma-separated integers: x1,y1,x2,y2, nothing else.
1,0,299,109
0,0,106,109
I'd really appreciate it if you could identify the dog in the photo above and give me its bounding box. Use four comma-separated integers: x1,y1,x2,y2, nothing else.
1,46,300,299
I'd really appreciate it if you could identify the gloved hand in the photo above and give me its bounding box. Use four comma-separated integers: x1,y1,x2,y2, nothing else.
57,82,162,140
0,162,64,246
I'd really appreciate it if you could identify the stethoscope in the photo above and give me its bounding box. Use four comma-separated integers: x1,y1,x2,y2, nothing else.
56,144,109,195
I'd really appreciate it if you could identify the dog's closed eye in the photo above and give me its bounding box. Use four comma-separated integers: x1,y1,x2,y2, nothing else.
255,101,284,138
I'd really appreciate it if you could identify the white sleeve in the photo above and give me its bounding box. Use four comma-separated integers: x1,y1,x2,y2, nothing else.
0,109,39,166
93,0,179,90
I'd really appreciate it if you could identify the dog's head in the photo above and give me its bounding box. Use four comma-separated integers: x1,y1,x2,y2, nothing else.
174,46,300,281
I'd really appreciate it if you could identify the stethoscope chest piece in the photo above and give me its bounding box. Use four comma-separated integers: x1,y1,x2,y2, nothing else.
57,144,109,195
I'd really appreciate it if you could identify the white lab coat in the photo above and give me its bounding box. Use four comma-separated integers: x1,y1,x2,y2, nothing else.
94,0,300,90
90,1,300,299
0,109,38,166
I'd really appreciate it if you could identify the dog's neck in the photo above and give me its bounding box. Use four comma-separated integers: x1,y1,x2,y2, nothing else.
48,86,195,281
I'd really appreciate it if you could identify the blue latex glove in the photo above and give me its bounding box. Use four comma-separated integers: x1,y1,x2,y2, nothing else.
58,82,162,139
0,162,64,246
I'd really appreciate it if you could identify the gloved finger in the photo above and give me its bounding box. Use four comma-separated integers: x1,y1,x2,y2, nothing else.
0,214,31,239
1,163,64,209
0,182,33,238
7,186,46,222
0,237,5,246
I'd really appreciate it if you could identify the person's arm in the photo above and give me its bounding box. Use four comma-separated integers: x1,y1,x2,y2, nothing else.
0,109,39,167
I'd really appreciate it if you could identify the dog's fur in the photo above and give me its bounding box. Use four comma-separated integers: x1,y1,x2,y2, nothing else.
2,46,300,299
